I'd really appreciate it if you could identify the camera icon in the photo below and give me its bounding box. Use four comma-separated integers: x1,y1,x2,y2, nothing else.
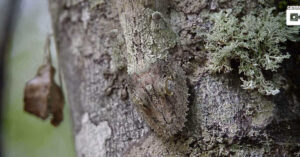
287,10,300,25
290,13,300,21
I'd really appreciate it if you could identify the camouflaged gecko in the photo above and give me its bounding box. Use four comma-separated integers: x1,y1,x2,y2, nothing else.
118,2,189,137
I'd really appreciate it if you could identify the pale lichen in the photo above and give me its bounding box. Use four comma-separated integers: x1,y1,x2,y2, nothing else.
205,8,298,95
89,0,104,8
75,113,111,157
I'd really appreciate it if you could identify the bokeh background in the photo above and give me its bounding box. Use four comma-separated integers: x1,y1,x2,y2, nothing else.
2,0,75,156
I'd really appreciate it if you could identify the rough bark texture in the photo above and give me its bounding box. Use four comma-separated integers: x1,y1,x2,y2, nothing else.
48,0,300,156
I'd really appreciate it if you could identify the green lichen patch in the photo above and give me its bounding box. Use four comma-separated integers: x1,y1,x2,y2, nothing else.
205,8,298,95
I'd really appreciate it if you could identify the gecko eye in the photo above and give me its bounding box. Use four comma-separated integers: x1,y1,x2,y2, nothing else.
152,12,162,21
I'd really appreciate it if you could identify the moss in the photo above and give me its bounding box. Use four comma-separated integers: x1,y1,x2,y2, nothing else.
205,8,298,95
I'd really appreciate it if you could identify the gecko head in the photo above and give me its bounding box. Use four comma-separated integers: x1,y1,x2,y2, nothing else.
129,61,189,137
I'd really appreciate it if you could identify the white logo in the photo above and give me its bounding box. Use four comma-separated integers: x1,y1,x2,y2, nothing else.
286,6,300,25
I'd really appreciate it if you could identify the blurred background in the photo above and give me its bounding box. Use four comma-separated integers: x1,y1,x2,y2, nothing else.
1,0,75,156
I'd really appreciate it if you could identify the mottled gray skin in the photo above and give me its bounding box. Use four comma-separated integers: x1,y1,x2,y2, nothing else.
129,60,188,137
119,2,189,137
120,9,177,74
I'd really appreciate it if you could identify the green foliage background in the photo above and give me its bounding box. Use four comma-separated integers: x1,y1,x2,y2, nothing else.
3,0,75,157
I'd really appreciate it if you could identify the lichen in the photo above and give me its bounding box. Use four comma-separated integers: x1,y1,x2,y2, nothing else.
205,8,298,95
89,0,104,8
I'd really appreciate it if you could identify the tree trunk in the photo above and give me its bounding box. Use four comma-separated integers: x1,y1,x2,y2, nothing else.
48,0,300,156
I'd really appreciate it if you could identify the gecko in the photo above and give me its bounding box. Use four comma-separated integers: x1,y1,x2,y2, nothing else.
118,3,189,137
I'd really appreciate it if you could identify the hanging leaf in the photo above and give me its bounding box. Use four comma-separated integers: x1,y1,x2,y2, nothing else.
23,36,64,126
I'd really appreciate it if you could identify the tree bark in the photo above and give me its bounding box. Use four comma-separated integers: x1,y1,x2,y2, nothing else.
48,0,300,156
